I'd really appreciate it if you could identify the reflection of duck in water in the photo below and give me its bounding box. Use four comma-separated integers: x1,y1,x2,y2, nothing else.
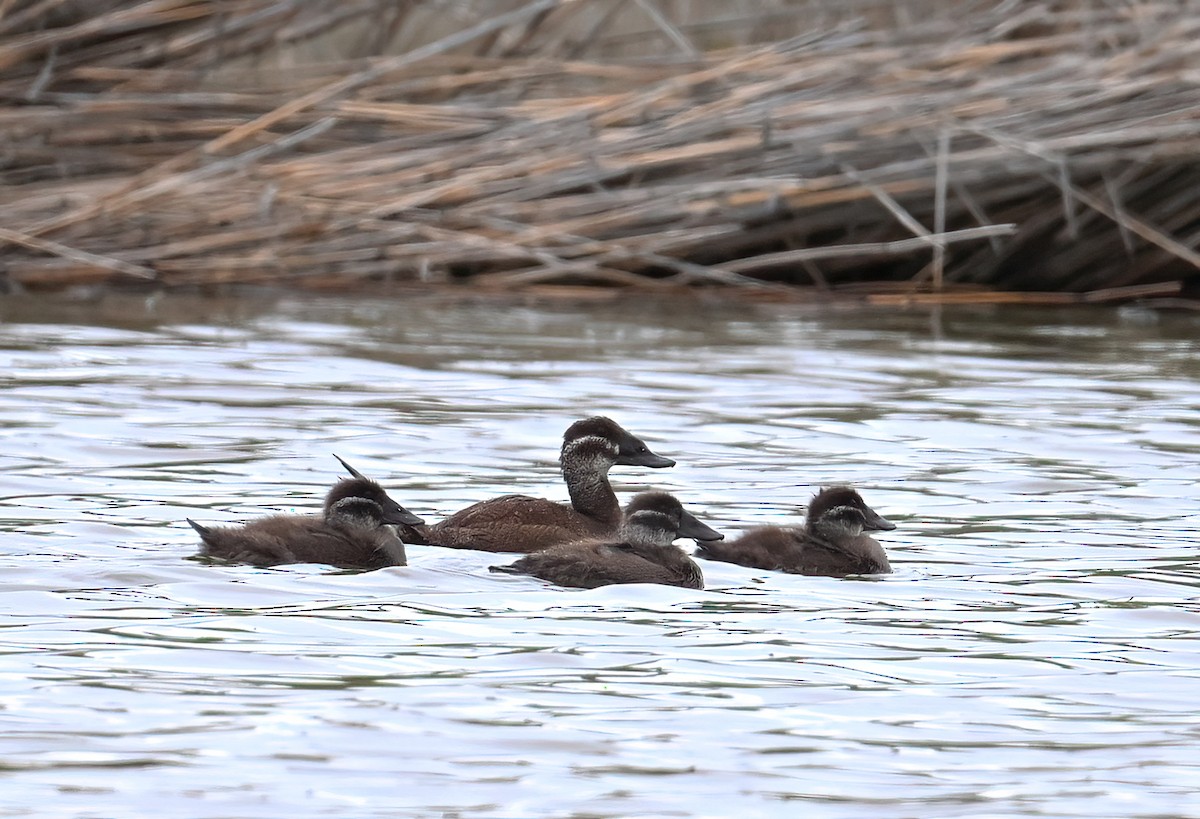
489,491,721,589
188,460,422,569
696,486,894,576
391,416,675,553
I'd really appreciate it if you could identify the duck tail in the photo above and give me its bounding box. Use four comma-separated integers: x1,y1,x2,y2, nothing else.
488,563,521,575
186,518,211,537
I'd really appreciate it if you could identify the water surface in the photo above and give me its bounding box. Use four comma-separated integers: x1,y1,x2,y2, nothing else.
1,291,1198,818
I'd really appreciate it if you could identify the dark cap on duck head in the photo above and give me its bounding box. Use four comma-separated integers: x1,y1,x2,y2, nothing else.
330,455,424,526
807,485,894,531
624,490,722,542
563,416,675,468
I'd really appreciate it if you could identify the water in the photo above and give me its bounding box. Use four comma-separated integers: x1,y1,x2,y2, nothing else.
1,290,1198,818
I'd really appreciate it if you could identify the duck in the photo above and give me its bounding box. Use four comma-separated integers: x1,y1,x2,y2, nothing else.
188,459,423,569
386,416,676,553
489,490,721,589
695,485,895,577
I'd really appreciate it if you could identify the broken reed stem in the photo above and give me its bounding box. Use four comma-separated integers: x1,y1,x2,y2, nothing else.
970,124,1200,270
721,225,1018,273
0,226,157,279
1062,177,1200,270
932,129,950,292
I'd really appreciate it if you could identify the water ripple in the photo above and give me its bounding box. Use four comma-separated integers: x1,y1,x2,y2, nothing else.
1,294,1199,817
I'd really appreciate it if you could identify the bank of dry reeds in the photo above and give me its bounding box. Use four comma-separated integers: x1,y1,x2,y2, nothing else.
1,0,1198,303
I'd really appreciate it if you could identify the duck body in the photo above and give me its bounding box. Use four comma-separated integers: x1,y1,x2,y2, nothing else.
696,485,894,577
405,493,611,553
490,491,721,589
495,538,702,589
403,416,675,553
189,473,422,570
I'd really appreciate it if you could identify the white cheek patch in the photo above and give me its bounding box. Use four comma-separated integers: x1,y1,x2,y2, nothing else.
823,505,865,535
330,499,383,528
563,435,620,467
622,511,677,545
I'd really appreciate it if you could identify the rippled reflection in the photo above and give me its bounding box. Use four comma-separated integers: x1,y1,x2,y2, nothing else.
1,292,1198,817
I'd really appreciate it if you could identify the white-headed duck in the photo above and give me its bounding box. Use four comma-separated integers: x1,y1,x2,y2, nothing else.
188,459,423,569
393,416,675,553
489,490,721,589
696,485,894,576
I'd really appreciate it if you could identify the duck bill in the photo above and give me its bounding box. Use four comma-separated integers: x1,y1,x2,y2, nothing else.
678,509,723,542
616,449,676,468
381,498,424,527
862,505,896,531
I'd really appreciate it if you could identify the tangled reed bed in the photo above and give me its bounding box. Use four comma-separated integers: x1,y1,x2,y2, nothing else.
1,0,1198,304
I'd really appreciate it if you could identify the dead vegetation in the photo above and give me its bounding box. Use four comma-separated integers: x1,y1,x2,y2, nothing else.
1,0,1198,303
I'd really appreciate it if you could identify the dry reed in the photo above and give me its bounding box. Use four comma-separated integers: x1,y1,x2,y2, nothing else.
1,0,1198,303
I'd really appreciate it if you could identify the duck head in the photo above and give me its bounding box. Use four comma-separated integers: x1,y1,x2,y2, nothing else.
806,485,894,532
328,457,424,527
562,416,675,469
326,495,390,528
621,490,722,545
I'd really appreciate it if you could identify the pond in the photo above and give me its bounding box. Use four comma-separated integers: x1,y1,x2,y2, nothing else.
1,289,1198,817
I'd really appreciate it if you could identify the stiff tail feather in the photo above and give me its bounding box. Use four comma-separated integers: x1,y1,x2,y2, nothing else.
186,518,211,537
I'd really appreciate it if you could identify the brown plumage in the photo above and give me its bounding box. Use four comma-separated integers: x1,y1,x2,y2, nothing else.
392,416,675,553
696,485,895,577
489,491,721,589
188,469,423,569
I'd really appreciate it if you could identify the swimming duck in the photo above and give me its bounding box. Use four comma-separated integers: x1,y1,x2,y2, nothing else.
489,491,721,589
695,485,895,576
389,416,675,553
188,461,423,569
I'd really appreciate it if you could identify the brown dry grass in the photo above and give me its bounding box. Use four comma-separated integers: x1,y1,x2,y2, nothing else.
1,0,1198,303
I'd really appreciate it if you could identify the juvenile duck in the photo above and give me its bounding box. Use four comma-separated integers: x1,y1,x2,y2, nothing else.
489,491,721,589
188,463,423,569
696,486,895,577
391,416,675,553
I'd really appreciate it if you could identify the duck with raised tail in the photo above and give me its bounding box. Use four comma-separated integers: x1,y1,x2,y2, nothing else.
188,457,423,569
